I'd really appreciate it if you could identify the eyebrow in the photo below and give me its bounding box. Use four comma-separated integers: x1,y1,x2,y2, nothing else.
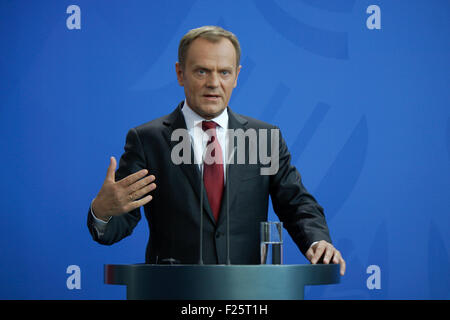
192,64,234,71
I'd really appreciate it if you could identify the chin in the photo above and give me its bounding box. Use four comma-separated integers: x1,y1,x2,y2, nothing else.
199,104,226,118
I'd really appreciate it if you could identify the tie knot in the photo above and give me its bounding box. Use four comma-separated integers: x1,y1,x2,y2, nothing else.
202,120,218,132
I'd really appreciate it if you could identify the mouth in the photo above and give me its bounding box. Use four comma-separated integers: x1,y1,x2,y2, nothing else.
202,94,221,101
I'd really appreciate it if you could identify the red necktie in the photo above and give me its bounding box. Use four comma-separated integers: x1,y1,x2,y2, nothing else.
202,121,224,222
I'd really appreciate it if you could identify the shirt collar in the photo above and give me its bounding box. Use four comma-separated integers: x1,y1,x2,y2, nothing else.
181,99,228,131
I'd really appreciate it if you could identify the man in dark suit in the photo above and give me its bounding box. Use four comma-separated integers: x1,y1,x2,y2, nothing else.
88,26,346,275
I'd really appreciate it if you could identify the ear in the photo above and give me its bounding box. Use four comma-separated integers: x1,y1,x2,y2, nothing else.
233,65,242,88
175,62,184,86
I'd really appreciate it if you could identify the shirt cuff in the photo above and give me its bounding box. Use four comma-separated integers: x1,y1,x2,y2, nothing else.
90,200,111,237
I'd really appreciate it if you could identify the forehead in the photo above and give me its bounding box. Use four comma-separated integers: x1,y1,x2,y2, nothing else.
185,37,237,68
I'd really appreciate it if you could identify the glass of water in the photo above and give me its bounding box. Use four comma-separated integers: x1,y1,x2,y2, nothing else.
260,221,283,264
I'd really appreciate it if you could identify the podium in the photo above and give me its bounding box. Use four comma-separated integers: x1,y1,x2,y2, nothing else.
104,264,340,300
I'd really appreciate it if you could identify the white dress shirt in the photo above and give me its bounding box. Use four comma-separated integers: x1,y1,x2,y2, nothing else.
181,99,229,181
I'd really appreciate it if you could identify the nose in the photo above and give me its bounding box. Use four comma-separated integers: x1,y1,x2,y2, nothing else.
206,72,219,88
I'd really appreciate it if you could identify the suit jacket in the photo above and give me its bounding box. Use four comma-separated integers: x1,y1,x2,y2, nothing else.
87,101,332,264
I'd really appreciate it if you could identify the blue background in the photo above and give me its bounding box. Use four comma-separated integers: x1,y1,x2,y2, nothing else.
0,0,449,299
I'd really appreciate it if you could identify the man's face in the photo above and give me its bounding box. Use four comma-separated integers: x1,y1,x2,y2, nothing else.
176,37,241,120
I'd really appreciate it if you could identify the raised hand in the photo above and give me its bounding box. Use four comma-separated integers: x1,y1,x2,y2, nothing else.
91,157,156,221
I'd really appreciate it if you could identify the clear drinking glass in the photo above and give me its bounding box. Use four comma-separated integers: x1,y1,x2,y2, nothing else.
260,221,283,264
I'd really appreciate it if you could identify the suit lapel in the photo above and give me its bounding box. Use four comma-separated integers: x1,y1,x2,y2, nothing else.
162,102,216,224
162,103,250,227
217,107,249,226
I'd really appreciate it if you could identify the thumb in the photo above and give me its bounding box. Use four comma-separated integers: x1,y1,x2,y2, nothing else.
105,156,117,182
306,243,318,262
305,247,314,262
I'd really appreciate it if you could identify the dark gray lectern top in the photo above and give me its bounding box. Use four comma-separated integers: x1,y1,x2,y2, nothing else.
104,264,340,300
